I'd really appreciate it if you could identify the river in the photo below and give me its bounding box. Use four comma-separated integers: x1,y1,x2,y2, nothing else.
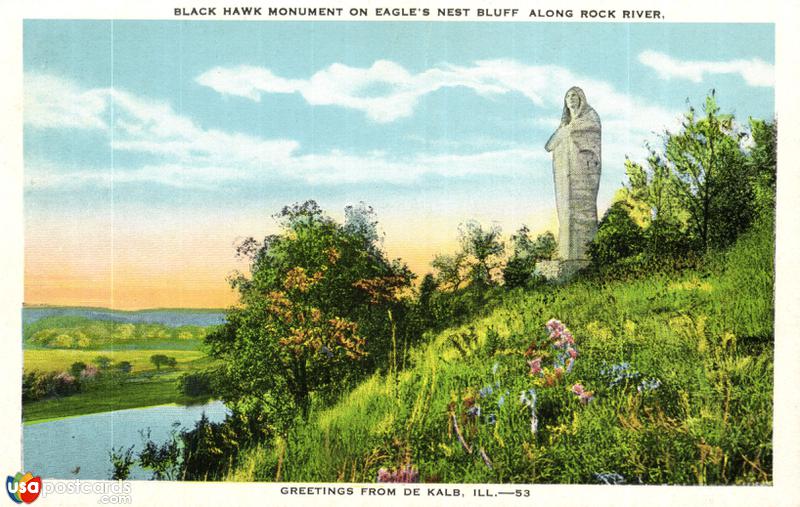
23,401,230,480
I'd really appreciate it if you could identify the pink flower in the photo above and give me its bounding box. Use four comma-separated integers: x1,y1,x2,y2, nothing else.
377,468,391,483
568,348,578,359
546,319,565,338
80,365,99,379
572,383,594,404
528,358,543,376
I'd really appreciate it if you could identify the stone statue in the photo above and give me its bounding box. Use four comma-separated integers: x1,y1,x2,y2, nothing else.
544,86,601,262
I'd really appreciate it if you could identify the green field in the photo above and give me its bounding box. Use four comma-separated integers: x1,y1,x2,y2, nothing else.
23,348,206,375
22,342,213,424
22,369,211,424
228,218,774,484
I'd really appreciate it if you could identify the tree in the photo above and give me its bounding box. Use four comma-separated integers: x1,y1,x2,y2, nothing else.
745,118,777,218
109,445,136,480
70,361,87,378
587,201,646,268
458,221,505,287
206,201,413,427
150,354,170,371
94,356,112,370
431,252,468,291
503,227,556,288
117,361,133,374
531,231,557,261
664,91,749,251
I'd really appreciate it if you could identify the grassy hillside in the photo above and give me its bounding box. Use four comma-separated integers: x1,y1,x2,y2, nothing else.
229,217,774,485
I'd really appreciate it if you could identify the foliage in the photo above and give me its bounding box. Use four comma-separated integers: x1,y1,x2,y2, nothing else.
95,356,112,369
178,371,215,397
503,227,555,289
22,370,80,402
229,216,773,484
431,252,468,291
24,316,211,350
592,94,776,272
458,221,506,287
206,200,414,429
150,354,177,371
69,361,87,378
109,445,136,481
117,361,133,374
587,202,646,268
138,428,181,480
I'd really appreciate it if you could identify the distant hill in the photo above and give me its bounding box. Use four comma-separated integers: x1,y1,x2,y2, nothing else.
22,306,226,327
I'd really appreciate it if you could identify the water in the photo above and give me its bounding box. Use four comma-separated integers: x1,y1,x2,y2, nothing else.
23,401,230,480
22,307,226,328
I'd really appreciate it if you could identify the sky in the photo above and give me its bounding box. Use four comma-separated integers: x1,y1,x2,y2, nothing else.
23,20,775,309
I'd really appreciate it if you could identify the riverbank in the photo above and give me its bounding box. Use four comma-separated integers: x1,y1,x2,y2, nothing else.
23,350,217,423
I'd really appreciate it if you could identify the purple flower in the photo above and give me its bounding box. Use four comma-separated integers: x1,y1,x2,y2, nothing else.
377,468,391,483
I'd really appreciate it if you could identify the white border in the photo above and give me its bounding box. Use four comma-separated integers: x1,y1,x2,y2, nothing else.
2,1,798,506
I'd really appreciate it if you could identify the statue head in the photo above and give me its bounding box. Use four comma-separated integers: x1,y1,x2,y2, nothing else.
561,86,589,123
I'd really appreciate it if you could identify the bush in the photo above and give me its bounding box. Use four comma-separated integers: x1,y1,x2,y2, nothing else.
588,201,645,269
178,371,214,397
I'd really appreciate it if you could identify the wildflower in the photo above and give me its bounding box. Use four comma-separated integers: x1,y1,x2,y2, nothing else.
466,406,481,418
80,365,99,379
546,319,565,336
637,378,662,392
519,388,536,408
479,385,494,398
55,372,75,384
492,362,499,375
487,414,497,425
497,395,505,407
554,366,564,378
565,358,575,373
567,348,578,359
377,468,392,482
377,466,419,483
527,357,543,376
572,383,594,404
395,466,419,483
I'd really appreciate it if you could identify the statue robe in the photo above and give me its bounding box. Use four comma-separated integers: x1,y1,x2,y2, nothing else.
545,92,601,261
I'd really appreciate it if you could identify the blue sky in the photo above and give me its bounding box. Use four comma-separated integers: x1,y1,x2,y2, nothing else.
22,20,775,307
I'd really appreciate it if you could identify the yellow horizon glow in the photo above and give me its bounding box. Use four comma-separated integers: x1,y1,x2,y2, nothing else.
24,207,560,310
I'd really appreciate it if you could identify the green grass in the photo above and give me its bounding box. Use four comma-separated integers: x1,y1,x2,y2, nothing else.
23,348,219,423
24,349,206,374
22,369,212,423
229,217,774,485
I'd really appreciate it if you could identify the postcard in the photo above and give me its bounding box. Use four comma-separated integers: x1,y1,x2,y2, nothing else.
2,1,798,506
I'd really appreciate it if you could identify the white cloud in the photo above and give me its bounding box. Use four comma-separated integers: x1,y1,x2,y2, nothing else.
195,58,681,138
638,50,774,87
26,63,683,190
24,73,108,129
